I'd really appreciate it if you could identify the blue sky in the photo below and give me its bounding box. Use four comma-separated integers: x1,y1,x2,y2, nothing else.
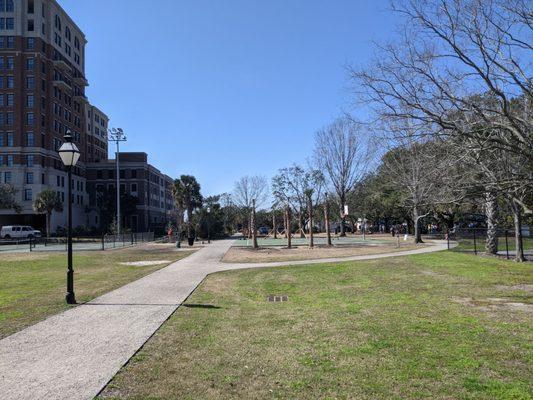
60,0,397,196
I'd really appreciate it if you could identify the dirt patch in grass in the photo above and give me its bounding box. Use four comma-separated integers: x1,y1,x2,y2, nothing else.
222,243,422,263
451,297,533,313
495,284,533,294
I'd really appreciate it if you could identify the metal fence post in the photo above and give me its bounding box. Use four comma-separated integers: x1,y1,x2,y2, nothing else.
446,229,450,250
113,234,116,248
505,229,509,260
29,237,32,252
102,234,105,251
473,229,477,255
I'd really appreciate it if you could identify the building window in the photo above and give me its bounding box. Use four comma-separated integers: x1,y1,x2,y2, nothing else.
27,37,35,49
25,189,33,201
7,155,13,166
7,36,13,48
7,132,13,146
4,171,12,184
7,75,13,88
27,76,35,90
7,56,13,69
7,93,13,106
55,15,61,31
0,133,3,146
27,20,34,32
27,112,34,125
27,155,34,167
0,94,3,107
131,183,138,192
4,0,14,12
6,113,13,126
27,132,34,146
26,172,34,184
0,18,14,30
26,95,34,107
26,57,35,70
28,0,34,13
65,26,71,41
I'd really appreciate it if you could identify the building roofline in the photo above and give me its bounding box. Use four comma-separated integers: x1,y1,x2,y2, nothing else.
53,0,88,44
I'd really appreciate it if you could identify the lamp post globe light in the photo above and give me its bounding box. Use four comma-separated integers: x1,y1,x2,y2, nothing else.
58,131,80,304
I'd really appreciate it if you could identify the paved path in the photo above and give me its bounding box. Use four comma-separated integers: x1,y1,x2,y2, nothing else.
0,240,449,400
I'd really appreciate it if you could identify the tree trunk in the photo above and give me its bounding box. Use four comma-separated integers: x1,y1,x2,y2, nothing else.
484,191,499,254
187,208,193,239
413,206,424,244
298,209,305,238
286,206,292,249
308,197,314,248
339,194,346,237
251,200,258,249
511,201,525,262
324,199,332,246
46,212,51,238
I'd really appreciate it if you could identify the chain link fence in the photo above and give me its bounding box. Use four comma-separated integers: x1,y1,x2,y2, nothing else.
446,227,532,260
0,232,156,253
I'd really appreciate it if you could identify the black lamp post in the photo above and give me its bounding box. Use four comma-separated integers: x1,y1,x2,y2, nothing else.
58,131,80,304
207,207,211,244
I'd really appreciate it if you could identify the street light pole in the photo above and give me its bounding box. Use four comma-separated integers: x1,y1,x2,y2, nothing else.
207,207,211,244
58,131,80,305
108,128,127,235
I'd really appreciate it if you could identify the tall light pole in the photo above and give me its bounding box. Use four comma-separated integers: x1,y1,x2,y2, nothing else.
58,131,80,304
108,128,126,235
207,207,211,244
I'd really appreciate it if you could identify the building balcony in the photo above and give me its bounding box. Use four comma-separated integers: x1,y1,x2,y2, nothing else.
72,76,89,87
74,94,88,103
53,79,72,91
53,59,71,72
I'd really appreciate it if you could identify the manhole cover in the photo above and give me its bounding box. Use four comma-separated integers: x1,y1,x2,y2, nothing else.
267,295,288,302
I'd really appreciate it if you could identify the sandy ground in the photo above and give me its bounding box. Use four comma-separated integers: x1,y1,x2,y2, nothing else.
222,243,423,263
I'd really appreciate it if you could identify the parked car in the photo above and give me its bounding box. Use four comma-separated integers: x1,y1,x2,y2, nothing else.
258,227,270,235
0,226,42,240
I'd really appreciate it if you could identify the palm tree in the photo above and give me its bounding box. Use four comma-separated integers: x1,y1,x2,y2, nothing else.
172,175,203,244
33,189,63,238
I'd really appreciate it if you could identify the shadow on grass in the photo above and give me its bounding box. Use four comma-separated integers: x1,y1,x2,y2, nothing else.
183,304,222,309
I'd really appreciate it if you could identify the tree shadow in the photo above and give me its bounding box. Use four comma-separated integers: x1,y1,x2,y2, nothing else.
183,304,222,309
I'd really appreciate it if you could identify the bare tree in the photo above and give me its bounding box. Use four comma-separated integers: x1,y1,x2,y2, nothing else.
313,118,373,236
233,175,268,238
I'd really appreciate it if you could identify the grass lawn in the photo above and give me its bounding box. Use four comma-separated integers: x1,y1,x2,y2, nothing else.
99,252,532,400
0,244,194,339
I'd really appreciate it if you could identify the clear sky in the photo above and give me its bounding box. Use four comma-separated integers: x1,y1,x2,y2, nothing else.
60,0,397,196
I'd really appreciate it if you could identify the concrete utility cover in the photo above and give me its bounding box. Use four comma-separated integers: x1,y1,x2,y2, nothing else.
267,295,288,302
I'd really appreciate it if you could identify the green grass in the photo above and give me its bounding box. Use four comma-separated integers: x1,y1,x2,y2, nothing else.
453,236,533,252
0,245,193,339
99,252,533,400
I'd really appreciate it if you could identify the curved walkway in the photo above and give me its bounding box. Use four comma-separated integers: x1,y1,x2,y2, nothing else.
0,239,450,400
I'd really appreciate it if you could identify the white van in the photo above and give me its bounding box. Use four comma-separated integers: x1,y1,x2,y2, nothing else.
0,226,42,240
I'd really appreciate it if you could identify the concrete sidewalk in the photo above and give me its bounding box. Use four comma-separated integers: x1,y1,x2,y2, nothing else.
0,240,449,400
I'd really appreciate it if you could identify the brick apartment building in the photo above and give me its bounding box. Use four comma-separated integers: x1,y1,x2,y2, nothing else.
0,0,176,234
86,153,175,233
